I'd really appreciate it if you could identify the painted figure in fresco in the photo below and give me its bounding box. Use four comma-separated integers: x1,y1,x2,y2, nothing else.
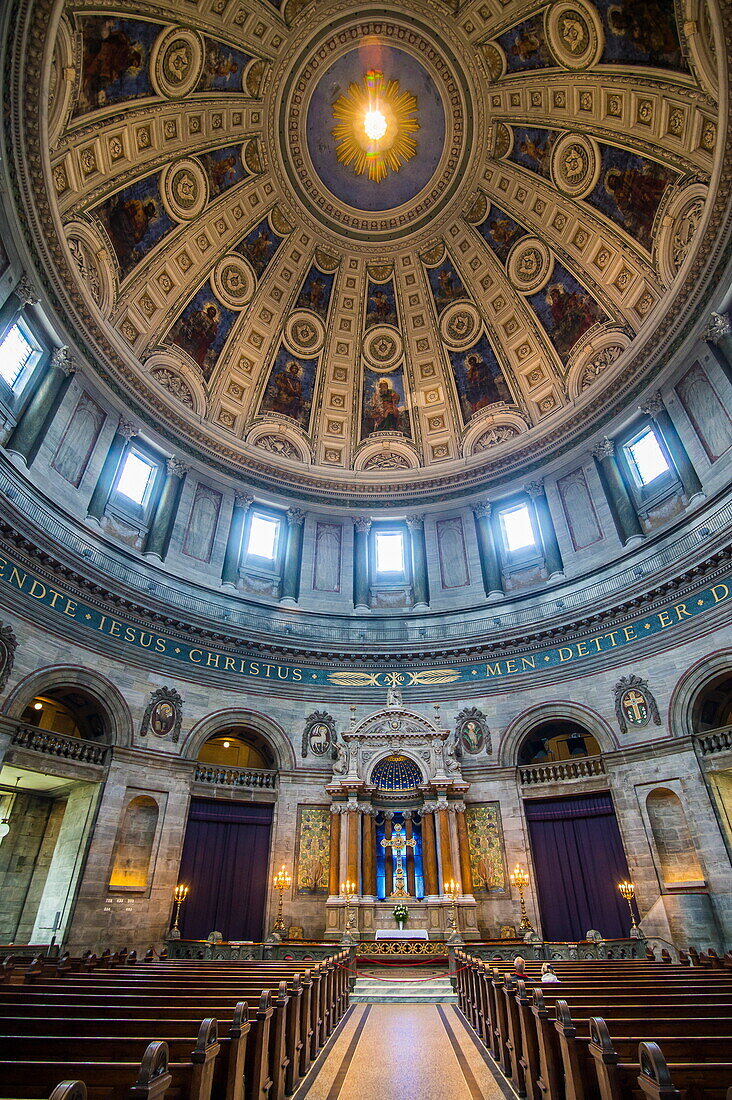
106,196,158,268
370,291,393,323
208,155,238,195
300,277,325,314
544,282,598,354
607,0,682,64
518,134,552,174
511,28,542,61
435,267,464,309
603,163,669,241
271,360,303,419
177,305,219,369
465,352,503,412
244,228,273,275
366,377,404,433
202,45,239,85
81,20,143,108
487,216,521,255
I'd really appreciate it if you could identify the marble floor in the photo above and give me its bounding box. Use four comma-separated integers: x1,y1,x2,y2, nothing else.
295,1003,513,1100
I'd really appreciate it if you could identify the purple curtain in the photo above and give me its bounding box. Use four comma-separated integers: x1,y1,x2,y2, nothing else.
178,799,273,942
525,793,632,941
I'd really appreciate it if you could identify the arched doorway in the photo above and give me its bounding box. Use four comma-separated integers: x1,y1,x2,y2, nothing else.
177,727,277,942
517,720,632,942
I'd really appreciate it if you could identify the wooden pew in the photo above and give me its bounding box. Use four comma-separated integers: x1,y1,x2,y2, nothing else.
0,1039,171,1100
590,1023,732,1100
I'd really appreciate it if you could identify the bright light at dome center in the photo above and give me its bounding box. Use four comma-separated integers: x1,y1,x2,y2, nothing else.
364,108,387,141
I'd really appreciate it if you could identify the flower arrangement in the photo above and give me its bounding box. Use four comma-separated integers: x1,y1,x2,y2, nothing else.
393,904,409,924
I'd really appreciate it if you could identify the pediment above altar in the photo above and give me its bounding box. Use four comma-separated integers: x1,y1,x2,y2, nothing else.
348,707,443,741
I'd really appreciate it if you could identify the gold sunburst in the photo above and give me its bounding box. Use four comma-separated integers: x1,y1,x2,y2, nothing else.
332,69,419,184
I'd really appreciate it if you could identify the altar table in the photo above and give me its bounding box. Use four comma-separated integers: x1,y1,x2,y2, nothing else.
374,929,429,940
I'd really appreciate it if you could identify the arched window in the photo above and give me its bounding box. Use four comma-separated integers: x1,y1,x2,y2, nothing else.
692,671,732,732
21,687,110,742
109,795,159,892
646,788,703,887
197,727,275,770
517,720,601,766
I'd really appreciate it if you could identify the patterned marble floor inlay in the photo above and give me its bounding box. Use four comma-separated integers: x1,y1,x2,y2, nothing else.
297,1003,510,1100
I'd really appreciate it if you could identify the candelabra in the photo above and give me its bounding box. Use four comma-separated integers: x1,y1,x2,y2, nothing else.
618,880,639,935
444,878,462,943
170,884,189,939
272,864,292,936
340,879,358,944
510,864,534,932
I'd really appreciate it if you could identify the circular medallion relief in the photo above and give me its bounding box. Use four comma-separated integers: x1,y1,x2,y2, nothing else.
507,238,554,294
440,301,481,349
545,3,604,70
550,133,600,199
161,158,209,222
150,27,205,99
363,325,404,369
211,253,256,309
284,310,326,356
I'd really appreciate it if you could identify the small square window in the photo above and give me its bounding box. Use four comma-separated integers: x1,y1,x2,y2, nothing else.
247,514,280,561
0,323,40,391
116,451,156,505
375,531,405,574
626,428,670,486
501,504,535,552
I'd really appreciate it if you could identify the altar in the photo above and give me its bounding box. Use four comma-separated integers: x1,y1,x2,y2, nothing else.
374,929,429,940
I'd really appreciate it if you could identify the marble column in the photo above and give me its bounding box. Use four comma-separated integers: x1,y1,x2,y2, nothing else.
421,811,439,898
352,517,371,611
280,508,306,605
592,437,644,545
407,515,430,610
86,419,137,522
437,808,455,890
384,816,393,897
472,502,504,598
455,808,474,897
405,814,417,897
525,479,564,579
640,392,704,501
361,813,376,898
346,809,360,890
144,457,189,561
328,811,341,896
704,311,732,386
6,345,76,465
221,492,253,589
0,275,39,345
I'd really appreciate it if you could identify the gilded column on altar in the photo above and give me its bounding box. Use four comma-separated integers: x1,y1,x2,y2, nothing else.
328,810,341,896
421,811,439,897
455,807,474,897
362,812,377,898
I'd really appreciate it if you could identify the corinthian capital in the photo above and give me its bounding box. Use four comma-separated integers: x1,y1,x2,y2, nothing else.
592,436,614,461
639,391,664,418
472,500,492,519
14,275,39,308
287,508,306,526
353,517,372,534
406,514,425,531
167,457,190,478
704,311,731,344
234,492,254,509
524,479,545,498
51,345,76,375
118,419,139,440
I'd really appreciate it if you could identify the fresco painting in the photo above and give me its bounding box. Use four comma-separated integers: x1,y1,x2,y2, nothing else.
465,804,507,894
95,174,174,280
75,17,159,115
585,145,677,252
361,365,412,440
529,262,607,362
364,279,398,329
497,14,555,72
508,127,559,179
596,0,688,70
235,218,284,278
259,346,318,430
295,265,335,319
476,203,528,264
295,806,331,896
196,39,253,92
200,146,247,199
450,335,512,424
169,287,238,381
426,259,469,314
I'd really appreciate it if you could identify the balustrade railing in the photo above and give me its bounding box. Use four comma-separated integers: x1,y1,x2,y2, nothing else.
11,724,109,765
519,755,605,785
194,763,277,789
695,725,732,755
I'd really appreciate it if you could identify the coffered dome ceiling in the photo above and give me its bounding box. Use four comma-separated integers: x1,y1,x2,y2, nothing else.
9,0,729,501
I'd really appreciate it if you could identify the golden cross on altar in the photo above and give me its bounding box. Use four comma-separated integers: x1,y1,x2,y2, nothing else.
381,822,416,899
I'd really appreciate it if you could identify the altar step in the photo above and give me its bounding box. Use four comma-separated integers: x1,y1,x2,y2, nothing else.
350,976,457,1003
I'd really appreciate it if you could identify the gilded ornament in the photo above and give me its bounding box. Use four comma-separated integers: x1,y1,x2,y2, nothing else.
332,69,419,184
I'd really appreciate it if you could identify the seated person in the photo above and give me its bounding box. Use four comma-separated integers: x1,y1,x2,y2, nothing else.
541,962,560,983
510,955,527,980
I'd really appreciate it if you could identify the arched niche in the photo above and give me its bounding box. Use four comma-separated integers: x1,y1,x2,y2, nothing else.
108,794,160,892
668,650,732,738
499,701,617,767
197,728,275,770
367,752,426,794
646,787,704,888
181,708,296,771
3,665,132,747
517,719,601,766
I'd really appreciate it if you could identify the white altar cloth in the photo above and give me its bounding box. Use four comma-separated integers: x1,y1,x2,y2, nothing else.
374,929,429,940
